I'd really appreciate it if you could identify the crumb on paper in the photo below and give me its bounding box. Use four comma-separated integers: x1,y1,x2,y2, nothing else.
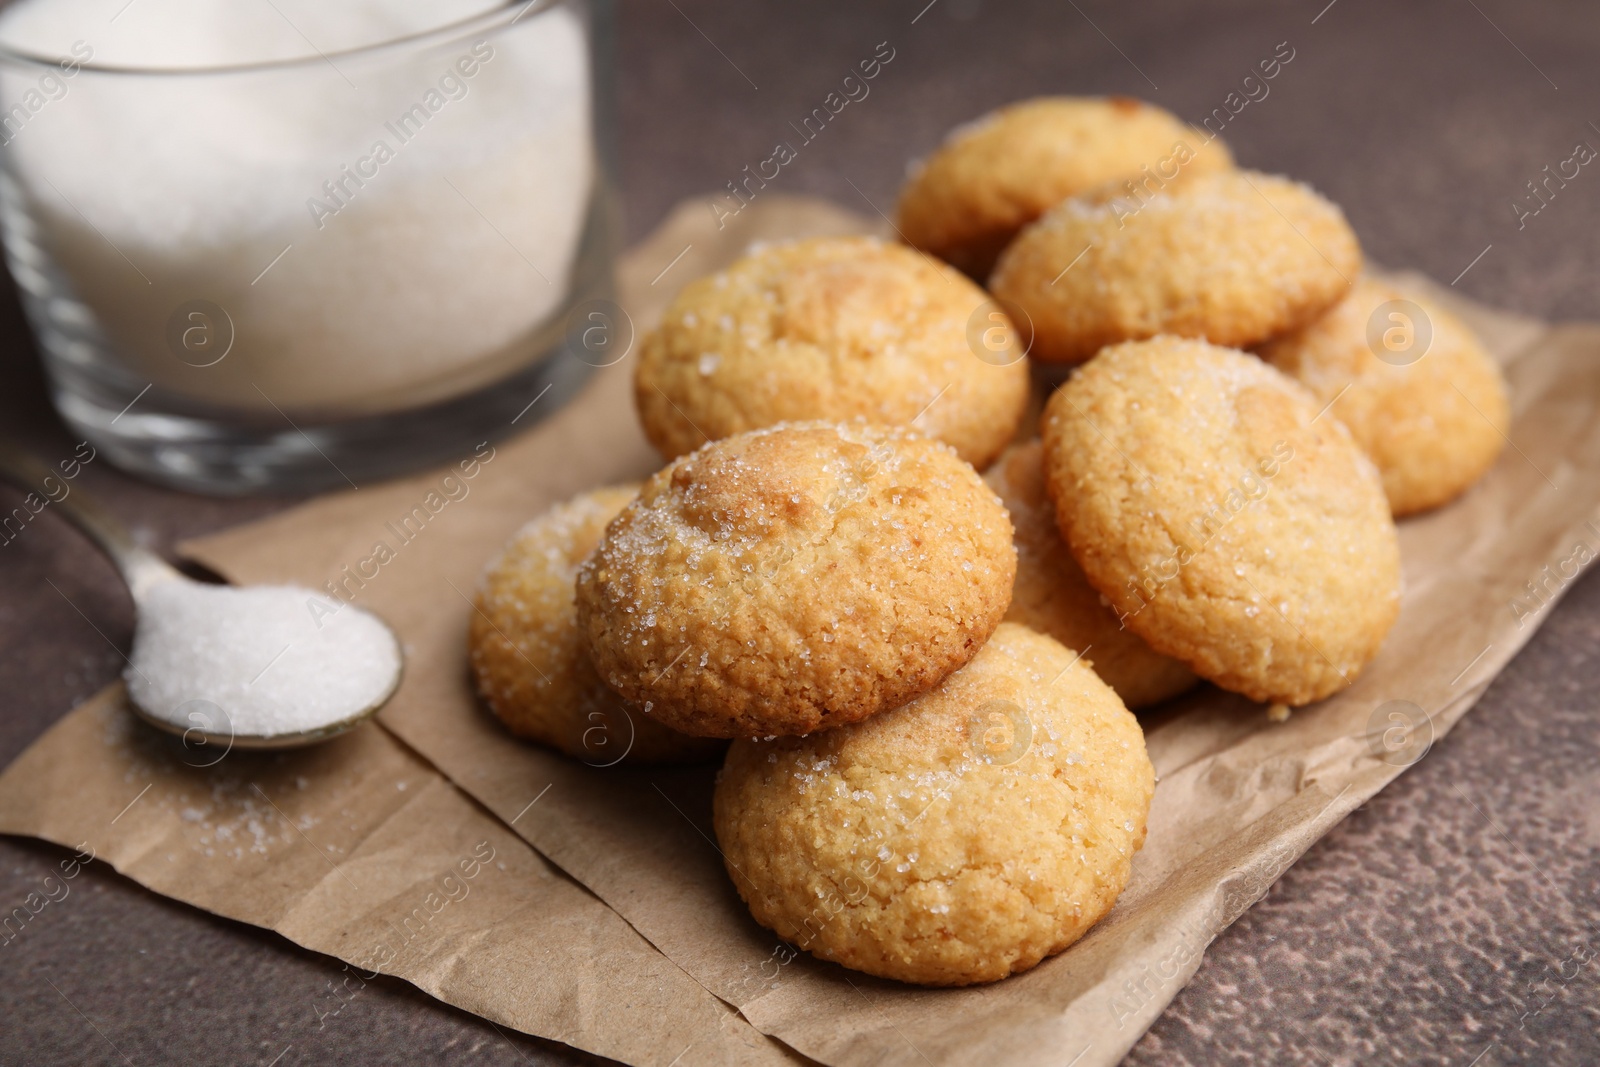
1267,702,1291,723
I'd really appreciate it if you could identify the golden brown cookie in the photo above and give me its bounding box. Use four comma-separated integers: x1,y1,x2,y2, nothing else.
1259,277,1510,517
896,96,1234,280
714,621,1154,986
576,422,1016,738
985,441,1197,708
991,170,1361,363
1041,338,1400,706
470,486,724,765
634,236,1028,469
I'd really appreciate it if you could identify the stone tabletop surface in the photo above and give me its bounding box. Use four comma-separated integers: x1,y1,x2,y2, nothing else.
3,1,1598,1064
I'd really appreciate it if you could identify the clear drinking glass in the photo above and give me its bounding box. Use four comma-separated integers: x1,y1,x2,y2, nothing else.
0,0,617,493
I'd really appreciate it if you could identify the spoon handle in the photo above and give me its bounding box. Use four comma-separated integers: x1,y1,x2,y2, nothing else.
0,439,183,599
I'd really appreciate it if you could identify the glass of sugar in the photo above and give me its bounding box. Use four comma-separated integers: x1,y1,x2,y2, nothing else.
0,0,617,493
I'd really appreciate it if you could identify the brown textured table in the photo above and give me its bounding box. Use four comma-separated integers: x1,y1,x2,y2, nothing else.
4,2,1599,1064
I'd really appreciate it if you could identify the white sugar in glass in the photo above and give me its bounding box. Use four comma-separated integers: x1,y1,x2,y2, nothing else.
0,0,615,492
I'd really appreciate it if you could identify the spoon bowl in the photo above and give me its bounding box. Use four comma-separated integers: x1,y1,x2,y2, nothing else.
127,685,397,752
0,440,406,750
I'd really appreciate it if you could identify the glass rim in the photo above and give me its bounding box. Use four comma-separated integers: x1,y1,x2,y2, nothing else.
0,0,567,76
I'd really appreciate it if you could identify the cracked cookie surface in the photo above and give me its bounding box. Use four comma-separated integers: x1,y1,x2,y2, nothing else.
713,621,1154,986
576,422,1016,738
1041,337,1400,706
991,170,1361,362
634,236,1028,469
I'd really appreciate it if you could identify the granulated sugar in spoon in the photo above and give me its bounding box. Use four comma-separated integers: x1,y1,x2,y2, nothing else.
1,442,402,750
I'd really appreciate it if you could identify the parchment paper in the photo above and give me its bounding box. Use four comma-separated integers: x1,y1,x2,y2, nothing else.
0,689,797,1066
5,193,1598,1067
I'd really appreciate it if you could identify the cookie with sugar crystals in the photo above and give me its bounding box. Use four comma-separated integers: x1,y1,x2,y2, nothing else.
985,440,1197,709
1260,276,1510,517
634,236,1028,469
470,486,724,765
991,170,1361,363
1041,337,1400,706
714,621,1154,986
896,95,1233,280
576,421,1016,738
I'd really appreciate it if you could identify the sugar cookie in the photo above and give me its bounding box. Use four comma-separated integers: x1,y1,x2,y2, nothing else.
896,96,1233,279
1041,337,1400,705
576,422,1016,738
1260,277,1509,516
991,170,1361,363
635,236,1028,469
714,621,1154,986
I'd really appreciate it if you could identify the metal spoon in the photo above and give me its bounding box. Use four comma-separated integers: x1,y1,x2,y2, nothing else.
0,441,403,751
